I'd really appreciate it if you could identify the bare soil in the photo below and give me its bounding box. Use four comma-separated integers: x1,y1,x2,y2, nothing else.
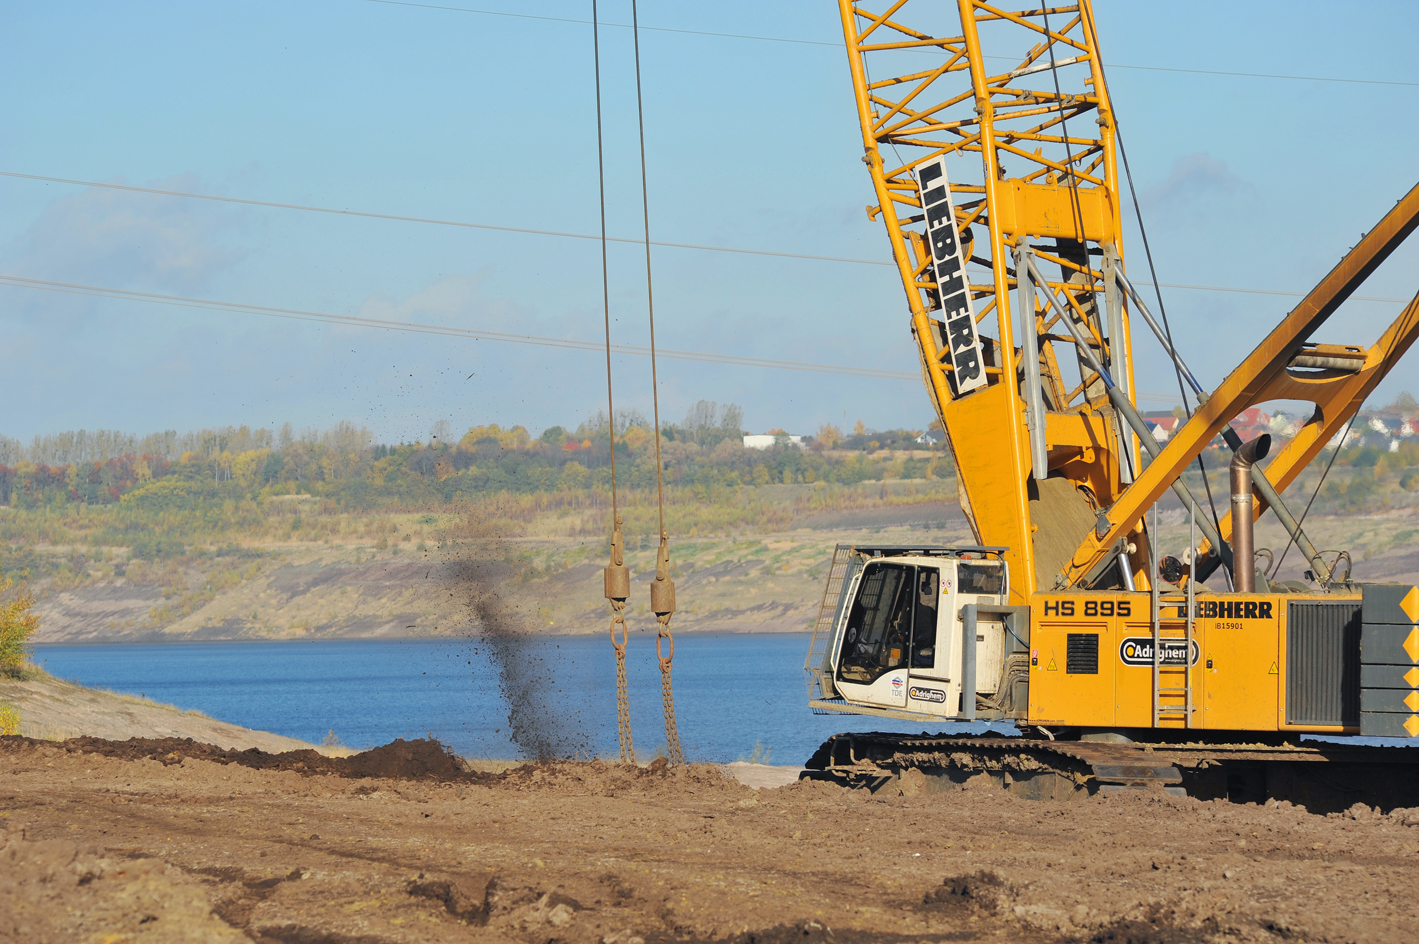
4,736,1419,943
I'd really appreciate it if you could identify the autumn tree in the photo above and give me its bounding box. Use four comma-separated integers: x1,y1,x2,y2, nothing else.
0,576,39,678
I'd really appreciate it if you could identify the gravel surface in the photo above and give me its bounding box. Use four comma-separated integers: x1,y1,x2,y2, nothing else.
2,736,1418,943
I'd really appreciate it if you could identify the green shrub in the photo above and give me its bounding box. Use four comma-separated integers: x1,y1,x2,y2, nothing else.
0,701,19,736
0,577,39,677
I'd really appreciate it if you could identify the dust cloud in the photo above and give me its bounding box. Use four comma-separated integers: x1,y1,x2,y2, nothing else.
440,542,591,761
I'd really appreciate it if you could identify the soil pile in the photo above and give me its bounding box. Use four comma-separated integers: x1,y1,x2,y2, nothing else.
12,735,480,781
0,822,246,943
3,735,1419,942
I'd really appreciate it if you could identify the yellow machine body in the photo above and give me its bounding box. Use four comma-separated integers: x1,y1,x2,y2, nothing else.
820,1,1419,739
1026,591,1356,733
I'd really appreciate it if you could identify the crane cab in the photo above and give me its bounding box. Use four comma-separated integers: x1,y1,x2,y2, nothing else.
810,547,1022,719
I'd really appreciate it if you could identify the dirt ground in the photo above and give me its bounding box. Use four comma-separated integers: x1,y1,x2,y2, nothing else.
3,737,1419,943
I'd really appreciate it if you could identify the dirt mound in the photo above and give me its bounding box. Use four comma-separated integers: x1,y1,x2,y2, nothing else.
0,734,483,782
495,757,745,797
1089,914,1212,944
713,921,925,943
715,921,965,943
922,869,1011,914
334,738,474,780
0,822,246,943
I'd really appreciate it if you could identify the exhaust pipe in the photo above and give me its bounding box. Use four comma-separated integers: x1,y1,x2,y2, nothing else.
1230,434,1272,593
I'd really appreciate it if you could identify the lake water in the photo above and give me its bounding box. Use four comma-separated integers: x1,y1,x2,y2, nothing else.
32,634,1400,761
30,634,1008,764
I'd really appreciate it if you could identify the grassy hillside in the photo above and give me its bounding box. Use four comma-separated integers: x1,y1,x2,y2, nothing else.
13,476,966,642
5,408,1419,643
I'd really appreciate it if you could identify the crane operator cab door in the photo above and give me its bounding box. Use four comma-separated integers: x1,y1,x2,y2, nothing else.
882,558,1008,718
834,560,942,711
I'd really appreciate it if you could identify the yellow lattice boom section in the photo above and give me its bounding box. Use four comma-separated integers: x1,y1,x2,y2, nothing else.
840,0,1143,599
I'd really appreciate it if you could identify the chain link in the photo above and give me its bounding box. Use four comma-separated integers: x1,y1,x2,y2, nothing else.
603,515,635,764
609,600,635,763
656,617,684,765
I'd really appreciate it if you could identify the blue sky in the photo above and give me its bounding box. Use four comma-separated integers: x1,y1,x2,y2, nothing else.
1,0,1416,443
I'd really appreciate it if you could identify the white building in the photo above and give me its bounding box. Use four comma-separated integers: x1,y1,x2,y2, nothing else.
743,434,804,450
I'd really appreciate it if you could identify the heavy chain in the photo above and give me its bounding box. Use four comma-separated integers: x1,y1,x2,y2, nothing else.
604,517,635,763
656,617,684,765
650,531,683,765
609,600,634,763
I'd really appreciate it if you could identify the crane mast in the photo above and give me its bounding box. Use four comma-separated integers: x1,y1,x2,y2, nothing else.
840,0,1145,603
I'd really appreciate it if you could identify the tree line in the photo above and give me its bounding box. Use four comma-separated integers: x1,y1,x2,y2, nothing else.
0,402,945,513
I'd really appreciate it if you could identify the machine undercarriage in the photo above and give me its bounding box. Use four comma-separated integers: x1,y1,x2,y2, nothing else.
804,731,1419,813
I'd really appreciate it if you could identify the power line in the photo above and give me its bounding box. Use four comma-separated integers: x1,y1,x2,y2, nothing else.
4,170,1408,306
0,274,919,382
0,276,1368,407
0,171,876,268
1141,280,1404,304
354,0,847,47
1104,61,1418,89
350,0,1419,89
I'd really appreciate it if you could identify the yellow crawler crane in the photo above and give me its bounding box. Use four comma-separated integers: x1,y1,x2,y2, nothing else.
803,0,1419,809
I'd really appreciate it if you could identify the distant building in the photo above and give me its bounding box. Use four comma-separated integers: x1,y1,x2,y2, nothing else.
915,431,943,446
1145,416,1180,442
743,434,804,450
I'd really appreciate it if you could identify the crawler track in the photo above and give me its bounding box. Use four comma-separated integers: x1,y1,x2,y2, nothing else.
804,732,1419,812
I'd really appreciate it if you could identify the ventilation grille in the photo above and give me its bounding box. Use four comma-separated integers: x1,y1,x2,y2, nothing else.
1066,633,1098,675
1286,601,1360,725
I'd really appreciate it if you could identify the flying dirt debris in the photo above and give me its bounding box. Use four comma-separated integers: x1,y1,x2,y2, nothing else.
442,536,591,761
804,1,1419,808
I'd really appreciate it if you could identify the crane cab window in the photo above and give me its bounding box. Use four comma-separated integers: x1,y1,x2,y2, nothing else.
912,568,940,669
837,562,913,685
958,561,1004,595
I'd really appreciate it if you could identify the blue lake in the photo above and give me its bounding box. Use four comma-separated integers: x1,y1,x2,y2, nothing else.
32,634,1397,761
30,634,1007,764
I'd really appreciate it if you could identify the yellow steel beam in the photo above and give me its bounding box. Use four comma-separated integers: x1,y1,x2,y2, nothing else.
1193,293,1419,567
1064,181,1419,586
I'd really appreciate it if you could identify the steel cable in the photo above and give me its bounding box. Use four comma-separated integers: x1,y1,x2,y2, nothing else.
631,0,683,766
1269,301,1417,582
1082,2,1229,586
592,0,634,764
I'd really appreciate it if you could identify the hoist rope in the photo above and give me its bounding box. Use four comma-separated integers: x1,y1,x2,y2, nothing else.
592,0,634,764
631,0,683,766
1269,415,1353,582
1083,3,1229,585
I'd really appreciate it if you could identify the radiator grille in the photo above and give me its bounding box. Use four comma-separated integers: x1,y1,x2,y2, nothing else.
1066,633,1098,675
1286,601,1360,725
